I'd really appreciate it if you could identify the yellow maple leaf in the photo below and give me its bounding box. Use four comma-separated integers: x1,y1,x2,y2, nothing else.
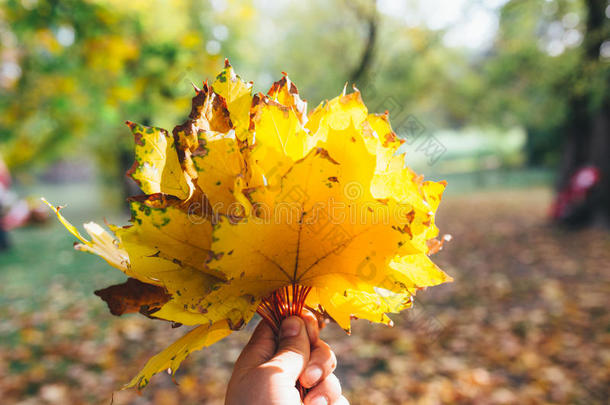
125,320,232,390
42,198,129,273
212,59,253,142
48,61,452,390
125,121,194,200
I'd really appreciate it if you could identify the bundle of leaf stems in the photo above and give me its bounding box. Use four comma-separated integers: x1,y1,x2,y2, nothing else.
256,283,313,399
257,284,312,335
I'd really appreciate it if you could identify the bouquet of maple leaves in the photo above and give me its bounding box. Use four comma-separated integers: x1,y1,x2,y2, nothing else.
45,60,452,391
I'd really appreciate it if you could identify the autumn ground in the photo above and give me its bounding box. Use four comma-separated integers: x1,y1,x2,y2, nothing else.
0,186,608,405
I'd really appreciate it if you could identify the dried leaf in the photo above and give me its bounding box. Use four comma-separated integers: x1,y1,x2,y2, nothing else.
94,278,171,316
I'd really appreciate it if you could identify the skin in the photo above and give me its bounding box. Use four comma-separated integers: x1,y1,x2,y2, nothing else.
225,312,349,405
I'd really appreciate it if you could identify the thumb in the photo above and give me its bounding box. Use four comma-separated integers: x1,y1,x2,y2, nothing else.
265,316,310,383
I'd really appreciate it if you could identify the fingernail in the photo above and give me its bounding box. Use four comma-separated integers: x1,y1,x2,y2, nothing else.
310,396,328,405
304,365,323,386
280,317,301,338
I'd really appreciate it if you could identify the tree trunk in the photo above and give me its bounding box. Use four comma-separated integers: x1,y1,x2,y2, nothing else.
347,0,378,86
555,0,609,228
589,99,610,227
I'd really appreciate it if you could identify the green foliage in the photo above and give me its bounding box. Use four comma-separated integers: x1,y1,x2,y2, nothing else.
1,0,607,174
477,0,607,165
0,0,227,175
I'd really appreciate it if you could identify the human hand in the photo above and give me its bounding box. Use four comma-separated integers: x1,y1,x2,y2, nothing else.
225,312,349,405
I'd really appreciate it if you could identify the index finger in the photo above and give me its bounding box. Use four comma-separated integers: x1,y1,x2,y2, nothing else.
302,309,320,345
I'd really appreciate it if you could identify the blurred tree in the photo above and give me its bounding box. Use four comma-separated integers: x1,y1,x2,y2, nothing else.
0,0,229,199
1,0,607,225
1,0,461,182
476,0,581,167
556,0,609,227
345,0,378,85
0,0,116,170
477,0,609,227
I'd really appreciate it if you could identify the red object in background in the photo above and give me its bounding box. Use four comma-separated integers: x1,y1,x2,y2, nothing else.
2,200,30,230
0,157,10,190
550,166,601,220
1,197,50,231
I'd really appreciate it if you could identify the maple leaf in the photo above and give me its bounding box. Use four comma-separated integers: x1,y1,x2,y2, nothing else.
125,122,194,200
46,60,452,390
211,59,253,142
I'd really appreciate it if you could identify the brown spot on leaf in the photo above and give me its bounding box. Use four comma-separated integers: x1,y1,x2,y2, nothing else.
128,193,181,209
383,132,400,147
405,209,415,224
125,161,142,186
133,132,143,146
189,85,209,121
315,148,340,165
209,91,233,132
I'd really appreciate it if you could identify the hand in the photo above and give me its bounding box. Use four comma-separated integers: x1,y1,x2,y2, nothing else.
225,312,349,405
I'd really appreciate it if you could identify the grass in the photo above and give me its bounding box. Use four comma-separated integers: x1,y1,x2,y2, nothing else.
1,182,127,309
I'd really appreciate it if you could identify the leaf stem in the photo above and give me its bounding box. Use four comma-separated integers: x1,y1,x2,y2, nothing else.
256,283,313,400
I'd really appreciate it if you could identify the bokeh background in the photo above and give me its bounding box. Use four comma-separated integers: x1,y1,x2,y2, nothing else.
0,0,608,404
